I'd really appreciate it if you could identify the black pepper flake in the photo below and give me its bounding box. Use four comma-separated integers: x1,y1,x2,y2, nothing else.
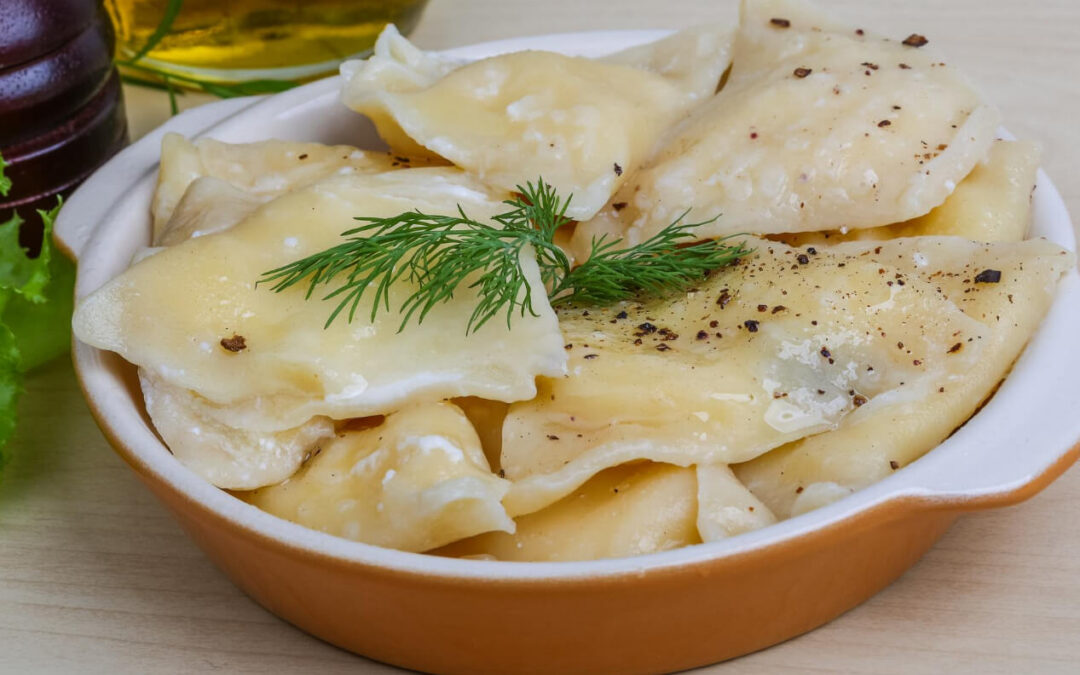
656,343,671,352
637,322,657,334
793,67,812,78
898,63,912,69
584,354,599,360
796,486,804,494
220,334,247,352
744,320,760,333
902,34,929,47
770,17,791,27
613,163,623,176
856,28,865,36
878,119,892,127
861,62,879,70
796,254,810,265
612,202,628,211
820,347,832,359
615,310,628,319
547,434,560,441
297,153,309,160
498,469,506,478
696,330,709,340
948,342,963,354
974,269,1002,283
564,343,573,350
853,394,868,407
717,290,732,308
634,338,643,346
807,247,817,255
757,304,768,312
750,132,759,139
889,460,900,470
771,305,787,314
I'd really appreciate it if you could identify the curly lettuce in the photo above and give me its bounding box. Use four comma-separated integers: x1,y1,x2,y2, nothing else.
0,151,73,469
0,153,11,198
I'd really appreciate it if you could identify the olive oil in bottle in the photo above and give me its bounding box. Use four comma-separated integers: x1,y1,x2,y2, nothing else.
105,0,429,81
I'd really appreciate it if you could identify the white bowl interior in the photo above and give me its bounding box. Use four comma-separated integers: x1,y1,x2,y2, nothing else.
63,31,1080,580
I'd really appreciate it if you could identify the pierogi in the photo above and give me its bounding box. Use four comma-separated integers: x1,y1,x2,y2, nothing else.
72,0,1073,562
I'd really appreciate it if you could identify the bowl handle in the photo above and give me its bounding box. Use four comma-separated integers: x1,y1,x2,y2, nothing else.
53,96,264,262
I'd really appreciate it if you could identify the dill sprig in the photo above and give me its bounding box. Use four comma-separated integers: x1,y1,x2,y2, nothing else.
258,179,750,333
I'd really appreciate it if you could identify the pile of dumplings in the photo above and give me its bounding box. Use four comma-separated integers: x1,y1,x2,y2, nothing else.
73,0,1074,561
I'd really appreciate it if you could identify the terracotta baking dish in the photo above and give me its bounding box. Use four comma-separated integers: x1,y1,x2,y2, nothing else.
58,32,1080,675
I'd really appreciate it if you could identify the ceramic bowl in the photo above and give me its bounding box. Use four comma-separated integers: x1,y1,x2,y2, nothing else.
58,31,1080,675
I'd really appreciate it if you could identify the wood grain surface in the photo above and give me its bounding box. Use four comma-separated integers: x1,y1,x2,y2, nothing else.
3,1,1078,672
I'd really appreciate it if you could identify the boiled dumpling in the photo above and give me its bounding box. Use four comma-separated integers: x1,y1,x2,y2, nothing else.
74,168,568,431
500,237,988,517
242,402,513,552
599,23,733,107
436,462,700,561
337,25,463,158
156,177,272,246
597,0,999,244
696,464,776,541
341,25,733,220
735,236,1074,517
776,140,1040,247
151,133,422,239
140,372,335,490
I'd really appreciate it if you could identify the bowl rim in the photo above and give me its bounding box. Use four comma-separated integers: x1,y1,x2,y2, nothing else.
64,30,1080,582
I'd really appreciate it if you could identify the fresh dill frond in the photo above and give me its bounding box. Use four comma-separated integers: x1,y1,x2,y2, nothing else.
551,216,751,307
258,179,748,333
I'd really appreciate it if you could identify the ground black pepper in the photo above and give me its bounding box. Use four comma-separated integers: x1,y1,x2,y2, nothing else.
220,335,247,352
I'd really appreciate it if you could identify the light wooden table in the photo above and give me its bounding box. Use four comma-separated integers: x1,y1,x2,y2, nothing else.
3,1,1078,672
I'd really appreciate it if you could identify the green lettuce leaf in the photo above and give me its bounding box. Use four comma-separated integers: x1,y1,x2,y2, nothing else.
0,197,69,472
0,153,11,198
0,323,21,470
0,204,55,304
2,204,73,370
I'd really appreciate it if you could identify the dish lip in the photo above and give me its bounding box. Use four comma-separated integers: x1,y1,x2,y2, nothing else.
64,30,1080,582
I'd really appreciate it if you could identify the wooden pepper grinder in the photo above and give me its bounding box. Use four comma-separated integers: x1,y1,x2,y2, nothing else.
0,0,128,253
